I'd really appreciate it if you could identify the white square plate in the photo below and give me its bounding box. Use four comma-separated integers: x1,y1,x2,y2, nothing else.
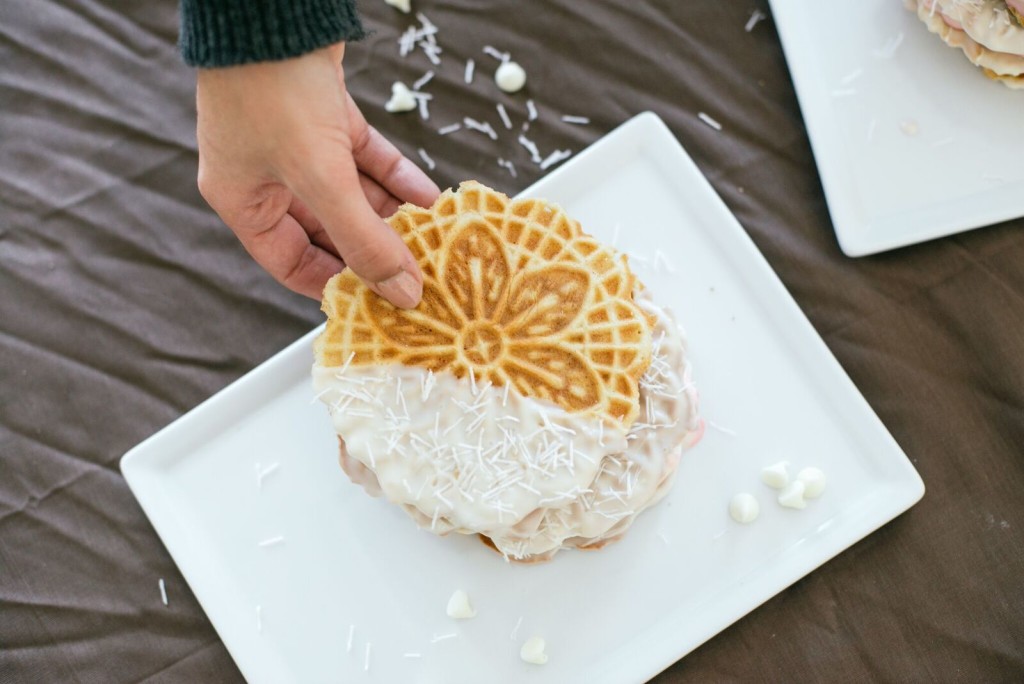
768,0,1024,256
122,112,924,684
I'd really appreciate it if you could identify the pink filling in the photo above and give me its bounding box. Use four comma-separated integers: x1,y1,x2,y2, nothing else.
921,0,964,30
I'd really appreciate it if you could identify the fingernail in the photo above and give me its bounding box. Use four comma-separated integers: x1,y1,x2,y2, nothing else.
376,270,422,309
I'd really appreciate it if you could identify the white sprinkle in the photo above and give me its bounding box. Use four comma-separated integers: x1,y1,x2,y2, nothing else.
840,68,864,85
385,0,410,12
516,481,541,495
597,420,604,446
309,387,331,404
416,12,436,32
417,95,431,121
421,44,441,65
421,369,436,401
418,148,436,170
257,462,280,487
256,605,262,633
257,535,285,548
431,632,457,643
873,32,904,59
539,149,572,170
483,45,510,62
930,136,954,148
697,112,722,131
497,158,518,178
347,624,355,653
413,70,435,90
707,419,736,436
366,442,376,468
502,383,510,407
653,249,677,273
398,27,417,57
158,578,168,606
442,417,464,436
469,367,477,396
831,88,857,98
436,484,453,509
526,99,538,121
403,652,422,658
431,506,440,530
560,115,590,125
745,8,766,32
866,117,878,142
464,58,475,84
510,615,524,640
496,103,513,129
517,134,542,163
438,123,461,137
364,642,372,672
464,117,499,140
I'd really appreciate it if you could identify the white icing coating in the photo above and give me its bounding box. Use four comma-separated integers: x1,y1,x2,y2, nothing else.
797,467,827,499
778,480,807,509
315,352,625,537
495,61,527,92
445,589,476,619
520,636,548,665
314,291,701,561
729,493,760,524
760,461,790,489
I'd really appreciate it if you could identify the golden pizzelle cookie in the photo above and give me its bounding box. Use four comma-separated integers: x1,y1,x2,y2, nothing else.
315,181,654,427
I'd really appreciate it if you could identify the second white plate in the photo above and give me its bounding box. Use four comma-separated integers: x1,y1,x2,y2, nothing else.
769,0,1024,256
122,112,924,684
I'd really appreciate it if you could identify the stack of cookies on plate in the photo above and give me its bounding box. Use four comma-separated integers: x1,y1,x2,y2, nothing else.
313,181,702,562
908,0,1024,88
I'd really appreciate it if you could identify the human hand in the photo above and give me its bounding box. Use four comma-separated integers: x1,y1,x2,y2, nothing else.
195,43,440,307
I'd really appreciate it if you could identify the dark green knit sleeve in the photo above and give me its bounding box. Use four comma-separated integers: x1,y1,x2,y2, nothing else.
179,0,366,68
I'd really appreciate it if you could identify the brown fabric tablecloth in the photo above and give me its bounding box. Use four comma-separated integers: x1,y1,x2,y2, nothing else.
2,1,1023,681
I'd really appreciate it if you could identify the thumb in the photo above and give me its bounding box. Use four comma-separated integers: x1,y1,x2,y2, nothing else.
293,155,423,308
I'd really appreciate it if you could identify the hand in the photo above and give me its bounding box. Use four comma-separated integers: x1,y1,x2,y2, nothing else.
195,43,440,307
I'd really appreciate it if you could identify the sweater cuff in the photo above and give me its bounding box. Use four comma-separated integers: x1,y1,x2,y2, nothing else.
179,0,366,68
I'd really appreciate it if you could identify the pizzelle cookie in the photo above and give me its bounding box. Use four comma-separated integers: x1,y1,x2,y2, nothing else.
313,181,702,561
316,180,653,426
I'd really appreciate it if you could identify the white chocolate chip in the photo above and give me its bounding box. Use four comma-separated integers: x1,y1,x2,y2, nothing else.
728,493,760,523
520,636,548,665
385,82,417,113
384,0,411,12
760,461,790,489
797,467,826,498
445,589,476,619
495,61,527,93
778,480,807,509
